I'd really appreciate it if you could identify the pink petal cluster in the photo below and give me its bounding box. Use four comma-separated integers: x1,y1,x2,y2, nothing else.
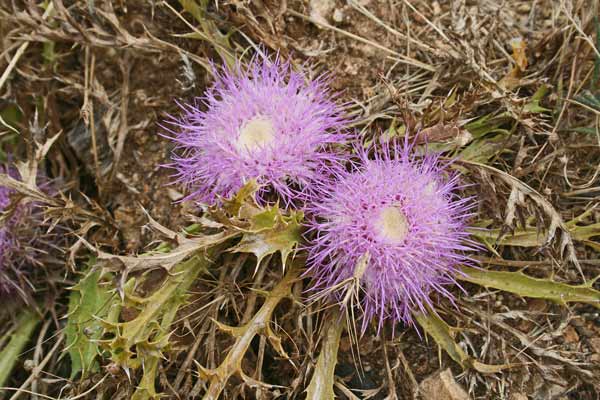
165,54,350,206
305,144,477,330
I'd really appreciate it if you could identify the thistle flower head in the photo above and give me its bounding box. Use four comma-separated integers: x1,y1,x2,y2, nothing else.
305,143,477,331
0,180,15,275
165,53,350,206
0,165,52,296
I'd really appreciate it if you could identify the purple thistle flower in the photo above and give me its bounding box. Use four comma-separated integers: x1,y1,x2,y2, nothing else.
305,142,478,331
0,180,16,279
164,53,350,206
0,165,52,296
0,165,25,293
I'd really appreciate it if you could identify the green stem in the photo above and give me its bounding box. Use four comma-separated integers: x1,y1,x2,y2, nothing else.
0,309,41,389
305,308,344,400
202,268,298,400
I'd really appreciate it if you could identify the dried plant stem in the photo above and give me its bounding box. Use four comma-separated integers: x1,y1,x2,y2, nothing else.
108,53,131,183
381,331,399,400
83,46,101,191
460,159,582,277
286,9,435,72
396,344,419,399
7,332,64,400
0,3,54,93
30,318,52,400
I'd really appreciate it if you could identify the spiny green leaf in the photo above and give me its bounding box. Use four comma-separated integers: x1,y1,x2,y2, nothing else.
65,260,114,379
102,253,213,400
215,181,303,268
132,354,161,400
523,85,551,113
414,310,510,374
231,209,303,269
459,132,511,163
116,255,210,353
458,266,600,308
464,113,511,138
470,220,600,248
178,0,236,68
0,309,40,390
244,205,280,232
574,90,600,111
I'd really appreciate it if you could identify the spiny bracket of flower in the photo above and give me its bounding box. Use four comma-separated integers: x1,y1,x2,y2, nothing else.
202,180,304,269
305,143,478,332
164,51,351,206
225,187,304,270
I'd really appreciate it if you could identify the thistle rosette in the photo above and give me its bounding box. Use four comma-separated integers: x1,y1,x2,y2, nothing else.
164,53,350,206
305,144,477,330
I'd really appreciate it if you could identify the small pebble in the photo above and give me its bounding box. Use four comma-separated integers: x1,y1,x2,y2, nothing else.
333,9,344,23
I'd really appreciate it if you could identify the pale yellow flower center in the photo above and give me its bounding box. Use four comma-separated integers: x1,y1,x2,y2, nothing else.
374,206,409,244
235,116,275,153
